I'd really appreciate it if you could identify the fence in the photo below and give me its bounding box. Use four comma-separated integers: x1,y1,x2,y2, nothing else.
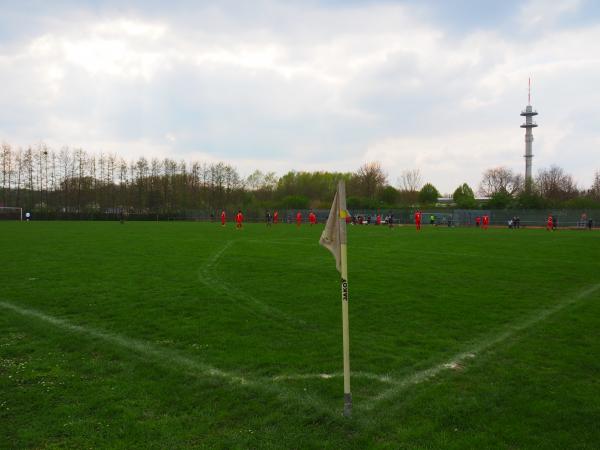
2,207,598,228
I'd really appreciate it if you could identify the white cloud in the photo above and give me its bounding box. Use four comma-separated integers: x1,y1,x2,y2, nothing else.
0,2,599,191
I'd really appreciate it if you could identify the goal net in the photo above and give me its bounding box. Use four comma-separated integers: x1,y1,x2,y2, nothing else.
0,207,23,221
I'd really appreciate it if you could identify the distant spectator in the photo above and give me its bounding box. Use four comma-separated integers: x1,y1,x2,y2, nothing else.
588,218,593,230
552,215,557,230
430,215,435,226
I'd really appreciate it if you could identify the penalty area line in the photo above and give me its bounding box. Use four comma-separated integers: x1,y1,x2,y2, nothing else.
364,283,600,410
0,300,332,415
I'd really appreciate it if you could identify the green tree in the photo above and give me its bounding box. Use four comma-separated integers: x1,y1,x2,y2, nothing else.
379,186,399,205
452,183,477,208
487,190,513,209
280,195,309,209
418,183,440,204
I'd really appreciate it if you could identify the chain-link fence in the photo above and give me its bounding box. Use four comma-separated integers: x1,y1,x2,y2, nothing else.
8,207,599,228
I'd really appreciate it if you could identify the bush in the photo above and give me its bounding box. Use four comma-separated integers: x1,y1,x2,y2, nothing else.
487,191,514,209
280,195,310,209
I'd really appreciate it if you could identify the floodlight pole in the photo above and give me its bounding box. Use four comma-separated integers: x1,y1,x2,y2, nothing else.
338,180,352,417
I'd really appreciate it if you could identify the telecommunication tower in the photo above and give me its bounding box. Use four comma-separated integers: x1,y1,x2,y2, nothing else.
520,78,538,183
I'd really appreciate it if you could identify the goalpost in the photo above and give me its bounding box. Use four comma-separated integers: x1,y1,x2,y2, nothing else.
0,207,23,221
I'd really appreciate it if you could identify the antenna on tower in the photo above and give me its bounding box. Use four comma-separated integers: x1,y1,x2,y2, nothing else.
528,77,531,105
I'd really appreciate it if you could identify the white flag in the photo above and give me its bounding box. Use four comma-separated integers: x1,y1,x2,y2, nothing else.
319,181,347,273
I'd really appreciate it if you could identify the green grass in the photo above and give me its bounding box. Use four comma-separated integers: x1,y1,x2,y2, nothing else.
1,221,599,449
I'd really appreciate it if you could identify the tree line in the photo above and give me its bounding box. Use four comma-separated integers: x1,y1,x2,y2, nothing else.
1,142,599,217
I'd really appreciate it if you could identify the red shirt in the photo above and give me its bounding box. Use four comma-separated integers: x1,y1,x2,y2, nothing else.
296,212,302,222
221,211,226,221
415,212,421,223
309,213,316,224
483,216,489,224
376,215,381,225
236,212,243,223
273,211,278,223
476,217,481,224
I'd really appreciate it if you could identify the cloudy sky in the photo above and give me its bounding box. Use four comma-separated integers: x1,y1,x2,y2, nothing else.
1,0,599,193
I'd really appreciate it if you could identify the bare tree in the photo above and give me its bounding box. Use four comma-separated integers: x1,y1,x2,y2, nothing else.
590,170,600,200
536,165,578,201
14,148,23,206
355,162,387,199
1,143,12,204
245,170,264,191
478,167,521,196
398,169,422,192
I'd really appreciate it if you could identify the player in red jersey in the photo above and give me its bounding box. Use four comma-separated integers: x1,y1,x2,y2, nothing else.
546,215,553,231
308,211,317,226
376,214,381,225
220,210,226,227
482,215,489,230
235,210,243,229
273,210,279,224
296,211,302,227
475,216,481,227
415,210,421,230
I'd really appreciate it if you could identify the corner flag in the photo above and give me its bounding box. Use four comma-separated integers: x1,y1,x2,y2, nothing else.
319,180,352,417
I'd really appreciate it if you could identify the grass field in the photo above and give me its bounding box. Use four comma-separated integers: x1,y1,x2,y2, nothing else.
1,221,599,449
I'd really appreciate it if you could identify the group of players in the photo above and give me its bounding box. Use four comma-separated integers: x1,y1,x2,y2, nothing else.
220,210,318,228
218,209,593,231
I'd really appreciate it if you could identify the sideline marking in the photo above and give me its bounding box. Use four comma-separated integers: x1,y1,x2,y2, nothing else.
0,300,330,413
198,240,310,329
364,283,600,409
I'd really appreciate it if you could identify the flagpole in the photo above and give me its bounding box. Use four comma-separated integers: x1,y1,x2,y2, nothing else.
338,181,352,417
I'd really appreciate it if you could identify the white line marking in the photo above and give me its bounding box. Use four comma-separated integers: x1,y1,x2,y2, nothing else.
364,283,600,409
0,300,331,413
198,240,310,328
273,371,395,384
